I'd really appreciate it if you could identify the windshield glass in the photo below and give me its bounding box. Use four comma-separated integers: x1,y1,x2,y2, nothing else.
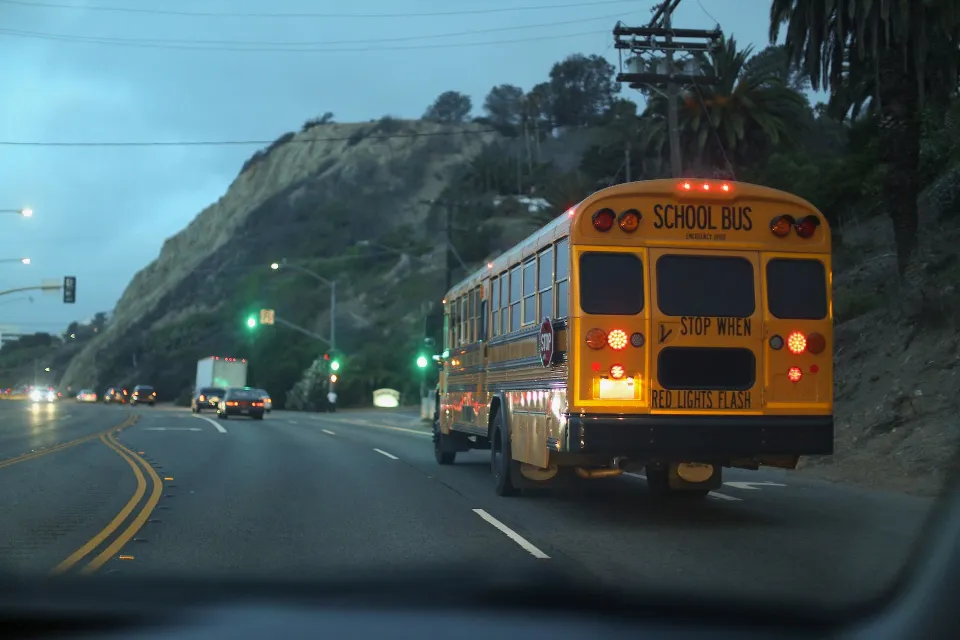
0,0,954,616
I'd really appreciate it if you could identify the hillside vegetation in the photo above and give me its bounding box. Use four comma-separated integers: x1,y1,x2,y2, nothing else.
35,25,960,494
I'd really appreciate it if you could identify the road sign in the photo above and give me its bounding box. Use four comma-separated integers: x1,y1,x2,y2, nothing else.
259,308,275,325
537,317,555,367
62,276,76,304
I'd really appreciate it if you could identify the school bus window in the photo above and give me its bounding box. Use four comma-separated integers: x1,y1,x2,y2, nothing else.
479,298,488,341
656,255,754,318
509,265,522,332
449,299,458,347
460,297,469,346
555,238,569,318
522,258,536,326
490,276,500,338
499,272,509,335
579,252,644,315
538,246,553,321
766,258,828,320
658,346,756,391
472,286,483,339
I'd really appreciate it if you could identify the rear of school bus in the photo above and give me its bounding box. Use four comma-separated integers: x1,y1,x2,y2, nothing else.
564,178,833,496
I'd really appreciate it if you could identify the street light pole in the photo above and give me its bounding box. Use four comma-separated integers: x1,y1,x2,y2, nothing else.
1,208,33,217
271,260,338,405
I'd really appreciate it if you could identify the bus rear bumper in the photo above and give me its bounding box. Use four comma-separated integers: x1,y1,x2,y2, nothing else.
565,413,834,458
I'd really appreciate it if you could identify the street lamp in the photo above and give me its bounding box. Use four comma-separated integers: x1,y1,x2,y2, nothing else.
270,258,338,394
1,208,32,217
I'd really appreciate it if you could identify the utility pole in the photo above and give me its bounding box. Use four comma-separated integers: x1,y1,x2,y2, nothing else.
613,2,722,178
663,3,682,178
444,203,453,293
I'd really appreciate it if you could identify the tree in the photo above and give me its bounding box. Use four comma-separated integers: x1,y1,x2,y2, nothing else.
423,91,473,124
483,84,525,131
640,38,810,178
769,0,960,277
547,54,620,127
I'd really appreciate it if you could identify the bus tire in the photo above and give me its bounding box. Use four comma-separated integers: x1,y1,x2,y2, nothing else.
433,420,456,465
491,411,519,497
646,467,710,500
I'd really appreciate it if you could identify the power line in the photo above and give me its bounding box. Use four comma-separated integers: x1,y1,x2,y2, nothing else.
0,11,629,49
0,126,504,147
0,0,640,19
0,27,612,52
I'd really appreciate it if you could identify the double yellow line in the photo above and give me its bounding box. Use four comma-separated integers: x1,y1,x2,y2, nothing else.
51,423,164,575
0,414,137,470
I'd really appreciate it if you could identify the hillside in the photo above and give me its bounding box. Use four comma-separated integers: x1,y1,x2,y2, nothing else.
58,118,511,404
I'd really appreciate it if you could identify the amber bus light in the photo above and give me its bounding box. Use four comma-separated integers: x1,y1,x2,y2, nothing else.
770,214,794,237
618,209,641,232
585,328,607,350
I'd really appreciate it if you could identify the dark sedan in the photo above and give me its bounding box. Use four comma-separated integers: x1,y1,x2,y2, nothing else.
216,388,265,420
191,387,225,413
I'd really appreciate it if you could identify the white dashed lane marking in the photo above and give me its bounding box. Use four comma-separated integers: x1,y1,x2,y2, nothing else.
192,415,227,433
373,448,398,460
473,509,550,559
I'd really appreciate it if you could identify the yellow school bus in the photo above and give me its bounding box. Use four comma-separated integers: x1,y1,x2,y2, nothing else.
433,178,833,498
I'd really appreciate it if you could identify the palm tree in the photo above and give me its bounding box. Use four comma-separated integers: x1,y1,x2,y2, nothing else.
640,37,810,179
769,0,960,277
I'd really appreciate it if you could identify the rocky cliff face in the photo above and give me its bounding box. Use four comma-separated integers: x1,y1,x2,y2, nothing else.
60,119,502,393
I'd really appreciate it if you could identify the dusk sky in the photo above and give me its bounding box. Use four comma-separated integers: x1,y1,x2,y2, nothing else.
0,0,774,335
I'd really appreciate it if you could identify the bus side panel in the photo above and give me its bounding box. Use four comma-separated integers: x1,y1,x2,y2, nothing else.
485,326,568,469
443,343,484,436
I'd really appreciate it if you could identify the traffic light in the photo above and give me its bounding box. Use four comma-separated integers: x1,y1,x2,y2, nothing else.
330,360,340,372
416,355,428,368
63,276,76,304
246,316,257,328
330,374,338,383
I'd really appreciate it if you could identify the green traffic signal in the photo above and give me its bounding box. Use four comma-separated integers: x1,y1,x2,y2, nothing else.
330,360,340,371
246,316,257,328
416,355,428,368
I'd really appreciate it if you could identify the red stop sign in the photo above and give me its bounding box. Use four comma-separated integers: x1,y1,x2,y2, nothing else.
538,317,555,367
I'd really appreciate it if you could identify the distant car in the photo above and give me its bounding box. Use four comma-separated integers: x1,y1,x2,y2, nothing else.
29,387,56,403
252,388,272,412
76,389,97,402
130,385,156,406
217,387,265,420
103,387,128,404
191,387,225,413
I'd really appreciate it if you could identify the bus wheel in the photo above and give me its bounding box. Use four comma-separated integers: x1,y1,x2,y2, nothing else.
646,467,710,500
433,420,456,465
491,412,518,497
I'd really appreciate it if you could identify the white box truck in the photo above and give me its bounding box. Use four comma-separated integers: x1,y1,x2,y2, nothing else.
195,356,248,391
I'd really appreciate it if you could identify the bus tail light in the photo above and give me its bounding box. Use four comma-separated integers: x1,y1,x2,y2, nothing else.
592,208,615,232
617,209,641,232
586,328,607,349
787,331,806,355
770,214,794,237
806,332,826,355
768,335,784,350
610,364,625,379
795,215,821,238
787,367,802,382
607,329,628,350
630,332,645,347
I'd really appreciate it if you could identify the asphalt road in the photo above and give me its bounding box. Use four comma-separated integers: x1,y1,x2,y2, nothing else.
0,399,937,607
